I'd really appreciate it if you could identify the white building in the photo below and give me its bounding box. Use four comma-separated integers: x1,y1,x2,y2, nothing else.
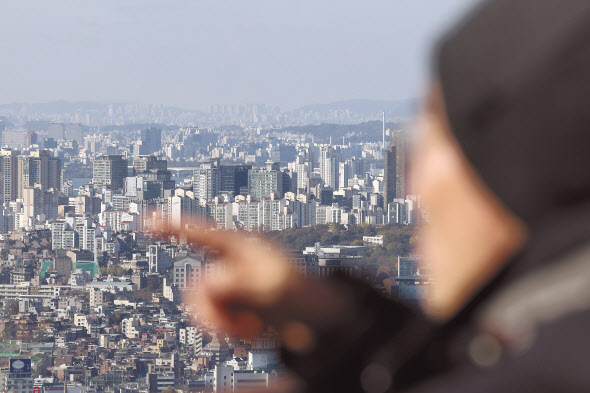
162,277,179,302
99,209,137,233
235,196,262,231
248,350,279,370
207,198,233,229
121,317,142,339
173,256,202,290
51,220,77,250
179,326,202,353
213,365,269,392
319,145,340,189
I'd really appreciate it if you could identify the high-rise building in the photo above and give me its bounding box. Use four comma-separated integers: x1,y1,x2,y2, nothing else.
285,169,297,194
193,159,221,201
93,155,128,191
129,155,175,198
17,150,61,199
21,186,58,224
2,130,35,149
261,194,286,232
220,164,251,196
392,130,408,199
48,122,83,142
339,157,364,190
288,155,311,193
319,145,340,190
133,155,167,173
137,127,162,155
52,220,78,250
383,147,396,206
0,148,18,203
384,130,408,204
248,162,283,201
64,123,84,142
236,196,263,231
206,198,233,229
168,193,204,229
47,122,65,140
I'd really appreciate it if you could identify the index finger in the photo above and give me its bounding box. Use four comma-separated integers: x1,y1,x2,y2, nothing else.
155,221,248,258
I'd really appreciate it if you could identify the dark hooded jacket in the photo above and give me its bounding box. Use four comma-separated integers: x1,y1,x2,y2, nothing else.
281,0,590,391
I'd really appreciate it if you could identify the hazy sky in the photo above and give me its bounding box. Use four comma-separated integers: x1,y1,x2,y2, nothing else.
0,0,478,110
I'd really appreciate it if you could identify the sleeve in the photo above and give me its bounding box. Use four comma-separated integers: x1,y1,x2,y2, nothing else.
404,309,590,393
280,273,438,393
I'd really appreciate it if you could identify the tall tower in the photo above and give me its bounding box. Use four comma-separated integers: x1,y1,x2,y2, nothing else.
319,145,341,190
384,130,409,204
0,148,18,203
383,147,396,206
392,130,408,199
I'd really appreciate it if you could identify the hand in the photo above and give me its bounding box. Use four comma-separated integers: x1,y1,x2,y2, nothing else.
160,225,304,338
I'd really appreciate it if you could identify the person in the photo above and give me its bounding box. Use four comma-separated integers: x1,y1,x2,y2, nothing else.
162,0,590,391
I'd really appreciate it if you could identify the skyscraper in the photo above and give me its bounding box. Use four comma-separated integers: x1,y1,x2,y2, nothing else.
384,130,408,204
0,148,18,203
193,159,221,201
383,147,396,206
288,155,311,193
137,128,162,156
17,150,61,199
248,162,283,200
319,145,340,190
220,164,252,196
392,130,408,199
93,155,128,191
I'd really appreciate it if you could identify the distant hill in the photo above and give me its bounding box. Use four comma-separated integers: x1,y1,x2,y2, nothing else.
0,100,108,113
0,101,206,128
0,100,205,115
0,98,416,128
272,120,409,143
293,98,418,117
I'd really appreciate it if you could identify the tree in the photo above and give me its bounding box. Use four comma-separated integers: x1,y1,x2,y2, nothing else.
135,289,153,302
110,311,124,326
7,300,19,316
106,265,125,276
2,322,17,339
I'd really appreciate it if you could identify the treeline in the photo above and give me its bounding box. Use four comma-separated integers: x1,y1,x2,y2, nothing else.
265,224,417,271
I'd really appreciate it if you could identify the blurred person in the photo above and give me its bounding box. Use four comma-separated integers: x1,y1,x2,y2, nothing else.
163,0,590,391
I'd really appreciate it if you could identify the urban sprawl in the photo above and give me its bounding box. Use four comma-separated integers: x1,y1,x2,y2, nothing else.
0,110,428,393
